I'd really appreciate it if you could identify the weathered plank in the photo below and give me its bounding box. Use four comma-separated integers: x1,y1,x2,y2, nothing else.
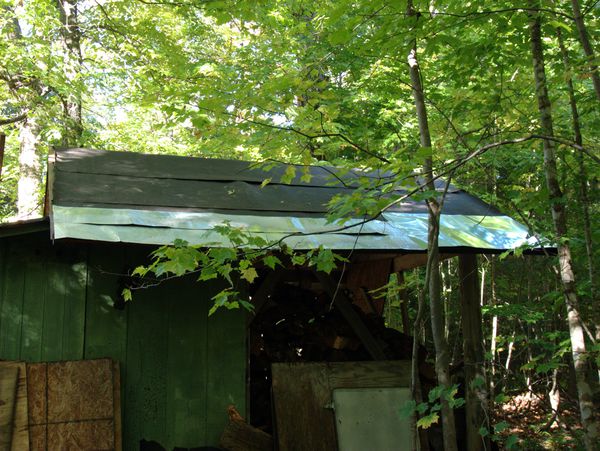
125,265,169,449
272,362,336,451
206,291,247,445
0,364,18,451
20,246,48,362
327,360,411,388
54,172,350,213
166,276,208,447
84,244,127,361
61,252,88,360
41,249,66,361
6,362,30,451
0,241,26,360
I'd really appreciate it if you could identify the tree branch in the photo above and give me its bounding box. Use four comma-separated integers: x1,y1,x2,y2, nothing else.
0,112,27,126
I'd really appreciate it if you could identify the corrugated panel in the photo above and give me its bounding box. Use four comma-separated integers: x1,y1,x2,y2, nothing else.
52,206,538,251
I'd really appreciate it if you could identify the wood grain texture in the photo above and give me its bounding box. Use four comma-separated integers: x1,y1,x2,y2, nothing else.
272,362,336,451
0,364,18,451
327,360,411,388
9,362,30,451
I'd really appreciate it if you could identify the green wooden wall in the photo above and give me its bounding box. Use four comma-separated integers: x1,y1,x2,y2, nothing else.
0,233,247,449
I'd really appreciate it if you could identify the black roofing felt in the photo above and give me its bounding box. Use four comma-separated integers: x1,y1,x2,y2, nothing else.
52,148,503,216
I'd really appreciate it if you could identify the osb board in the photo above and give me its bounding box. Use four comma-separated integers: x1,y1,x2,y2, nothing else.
271,361,411,451
27,359,121,451
0,361,30,451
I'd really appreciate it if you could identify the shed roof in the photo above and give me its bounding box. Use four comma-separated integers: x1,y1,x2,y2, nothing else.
47,148,539,252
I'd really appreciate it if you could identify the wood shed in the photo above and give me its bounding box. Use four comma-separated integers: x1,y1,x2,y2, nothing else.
0,148,543,450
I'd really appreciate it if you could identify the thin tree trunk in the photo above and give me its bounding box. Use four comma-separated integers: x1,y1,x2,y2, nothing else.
489,258,498,401
557,27,599,382
56,0,83,144
17,118,43,219
459,254,490,451
528,9,599,448
570,0,600,101
412,278,431,451
406,4,457,448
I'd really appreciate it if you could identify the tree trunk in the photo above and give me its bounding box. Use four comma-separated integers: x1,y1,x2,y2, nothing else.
557,27,599,382
56,0,83,144
17,118,43,219
570,0,600,101
489,257,498,402
406,5,457,448
529,10,599,448
459,254,490,451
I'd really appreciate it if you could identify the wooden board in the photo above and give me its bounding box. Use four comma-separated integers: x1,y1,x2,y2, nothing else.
0,364,18,451
271,361,411,451
0,362,31,451
27,359,121,451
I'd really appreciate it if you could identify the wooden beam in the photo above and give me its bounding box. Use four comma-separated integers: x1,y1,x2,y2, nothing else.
458,254,490,451
314,271,387,360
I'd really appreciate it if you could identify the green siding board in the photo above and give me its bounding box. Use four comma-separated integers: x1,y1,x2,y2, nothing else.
206,305,247,444
60,250,88,360
41,250,67,361
125,260,170,450
166,277,209,447
20,245,49,362
84,245,127,361
0,240,26,360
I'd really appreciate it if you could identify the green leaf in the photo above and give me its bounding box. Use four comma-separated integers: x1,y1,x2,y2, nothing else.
263,255,282,270
494,421,509,434
505,434,519,449
122,288,132,302
240,266,258,283
416,412,439,429
260,177,272,188
280,165,296,184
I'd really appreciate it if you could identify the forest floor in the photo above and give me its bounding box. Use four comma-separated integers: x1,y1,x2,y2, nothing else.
493,392,584,450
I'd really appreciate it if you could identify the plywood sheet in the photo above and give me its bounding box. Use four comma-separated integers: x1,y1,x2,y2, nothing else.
47,360,114,422
27,359,121,451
